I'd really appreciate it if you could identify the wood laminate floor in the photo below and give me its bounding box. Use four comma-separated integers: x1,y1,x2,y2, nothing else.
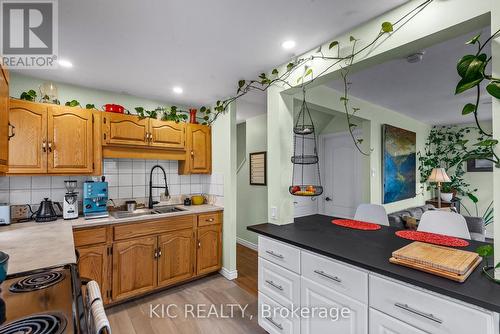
107,244,263,334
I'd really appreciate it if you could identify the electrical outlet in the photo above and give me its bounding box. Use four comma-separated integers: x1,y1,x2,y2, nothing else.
270,206,278,220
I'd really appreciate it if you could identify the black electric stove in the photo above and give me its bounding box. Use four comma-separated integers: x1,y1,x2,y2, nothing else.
0,264,86,334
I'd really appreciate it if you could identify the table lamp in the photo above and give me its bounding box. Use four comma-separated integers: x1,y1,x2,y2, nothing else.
427,167,451,208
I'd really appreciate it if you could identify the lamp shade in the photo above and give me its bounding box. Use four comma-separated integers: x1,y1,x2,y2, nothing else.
427,167,451,183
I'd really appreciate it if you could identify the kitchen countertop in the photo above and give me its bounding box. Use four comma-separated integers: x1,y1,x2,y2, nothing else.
71,204,223,228
248,214,500,313
0,204,223,275
0,220,76,275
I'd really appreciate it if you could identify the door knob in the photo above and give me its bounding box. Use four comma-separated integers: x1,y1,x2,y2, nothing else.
325,196,332,201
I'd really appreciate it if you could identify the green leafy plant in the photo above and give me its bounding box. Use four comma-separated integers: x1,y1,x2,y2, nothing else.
20,90,37,101
418,125,488,200
455,29,500,168
85,104,97,110
65,100,81,107
476,245,500,284
161,106,188,123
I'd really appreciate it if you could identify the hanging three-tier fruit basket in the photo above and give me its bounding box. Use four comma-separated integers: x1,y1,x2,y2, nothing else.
289,90,323,197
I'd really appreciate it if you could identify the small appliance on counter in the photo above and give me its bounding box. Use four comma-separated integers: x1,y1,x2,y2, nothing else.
0,204,10,225
183,197,192,206
29,198,62,223
83,177,109,219
63,180,79,220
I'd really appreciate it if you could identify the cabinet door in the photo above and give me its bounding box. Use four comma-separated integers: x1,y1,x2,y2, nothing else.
77,244,111,304
8,99,47,174
0,67,8,173
196,224,222,275
301,277,368,334
157,228,195,287
188,124,211,173
149,119,185,149
369,309,427,334
112,236,157,301
47,107,93,173
103,113,148,146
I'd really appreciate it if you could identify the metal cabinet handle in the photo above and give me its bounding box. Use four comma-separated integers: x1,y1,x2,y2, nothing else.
145,132,149,142
158,248,162,257
47,141,53,152
42,140,47,152
394,303,443,324
8,122,15,140
265,317,283,330
207,218,214,222
190,150,194,157
265,280,283,291
314,270,342,283
198,241,201,248
265,250,284,259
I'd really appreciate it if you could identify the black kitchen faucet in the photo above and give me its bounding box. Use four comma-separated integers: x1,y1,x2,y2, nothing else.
148,165,169,209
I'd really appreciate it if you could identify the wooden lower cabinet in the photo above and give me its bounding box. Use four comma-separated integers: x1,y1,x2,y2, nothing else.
76,244,111,303
196,223,222,275
73,212,223,305
112,236,158,301
157,228,195,287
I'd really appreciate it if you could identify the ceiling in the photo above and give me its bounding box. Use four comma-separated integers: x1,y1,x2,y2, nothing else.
14,0,408,120
326,28,492,125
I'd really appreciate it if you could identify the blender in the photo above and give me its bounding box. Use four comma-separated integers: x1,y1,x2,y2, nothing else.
63,180,79,220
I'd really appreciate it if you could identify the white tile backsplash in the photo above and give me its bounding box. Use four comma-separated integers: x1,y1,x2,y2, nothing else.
0,158,223,205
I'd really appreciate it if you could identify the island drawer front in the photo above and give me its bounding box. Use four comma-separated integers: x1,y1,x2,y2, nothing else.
73,227,107,247
369,275,496,334
369,308,427,334
259,257,300,309
197,212,221,226
301,250,368,303
113,215,195,240
258,236,301,274
258,292,300,334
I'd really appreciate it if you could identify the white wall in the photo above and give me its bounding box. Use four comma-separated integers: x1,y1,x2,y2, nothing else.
237,114,268,246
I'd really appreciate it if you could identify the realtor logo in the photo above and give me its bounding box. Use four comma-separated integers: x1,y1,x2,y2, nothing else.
0,0,58,68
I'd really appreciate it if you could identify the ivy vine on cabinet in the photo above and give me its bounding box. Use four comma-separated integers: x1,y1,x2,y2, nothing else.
7,99,102,175
0,64,9,174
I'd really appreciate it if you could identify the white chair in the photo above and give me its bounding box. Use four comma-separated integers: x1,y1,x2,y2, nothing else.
354,204,390,226
417,210,471,240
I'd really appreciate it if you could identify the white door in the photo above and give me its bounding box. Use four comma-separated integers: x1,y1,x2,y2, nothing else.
320,132,363,218
301,277,368,334
369,308,427,334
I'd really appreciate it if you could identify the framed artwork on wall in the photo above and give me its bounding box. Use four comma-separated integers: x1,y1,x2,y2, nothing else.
249,151,267,186
382,124,416,204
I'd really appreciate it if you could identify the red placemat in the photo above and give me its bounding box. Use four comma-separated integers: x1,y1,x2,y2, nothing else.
332,219,381,231
395,230,469,247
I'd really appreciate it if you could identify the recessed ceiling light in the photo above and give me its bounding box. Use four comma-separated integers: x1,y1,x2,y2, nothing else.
281,40,296,50
173,86,183,94
58,59,73,68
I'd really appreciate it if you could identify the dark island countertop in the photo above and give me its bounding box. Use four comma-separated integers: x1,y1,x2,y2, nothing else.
248,214,500,313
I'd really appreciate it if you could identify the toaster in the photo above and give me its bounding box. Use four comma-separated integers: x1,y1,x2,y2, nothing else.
0,204,10,225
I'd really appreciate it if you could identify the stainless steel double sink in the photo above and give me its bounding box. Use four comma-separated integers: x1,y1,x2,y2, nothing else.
110,205,186,219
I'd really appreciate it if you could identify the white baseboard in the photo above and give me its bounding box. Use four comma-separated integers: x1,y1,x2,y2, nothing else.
219,267,238,280
237,237,258,251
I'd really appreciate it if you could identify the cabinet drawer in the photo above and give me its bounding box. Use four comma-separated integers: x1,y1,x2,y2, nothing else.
302,250,368,303
258,292,300,334
197,212,220,226
369,308,427,334
114,215,195,241
369,275,496,334
258,236,300,274
258,258,300,309
73,227,107,247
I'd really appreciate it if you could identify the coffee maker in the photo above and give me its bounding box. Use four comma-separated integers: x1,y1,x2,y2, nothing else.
63,180,79,220
83,177,109,219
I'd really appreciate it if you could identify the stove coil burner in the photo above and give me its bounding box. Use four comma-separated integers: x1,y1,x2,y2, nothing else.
9,271,65,293
0,312,67,334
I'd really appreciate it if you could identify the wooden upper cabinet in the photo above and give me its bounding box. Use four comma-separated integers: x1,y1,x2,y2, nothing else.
0,66,8,173
112,236,157,301
157,228,195,288
8,99,48,174
77,244,110,303
196,223,222,276
149,119,185,149
47,107,93,173
103,113,148,147
179,124,211,174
